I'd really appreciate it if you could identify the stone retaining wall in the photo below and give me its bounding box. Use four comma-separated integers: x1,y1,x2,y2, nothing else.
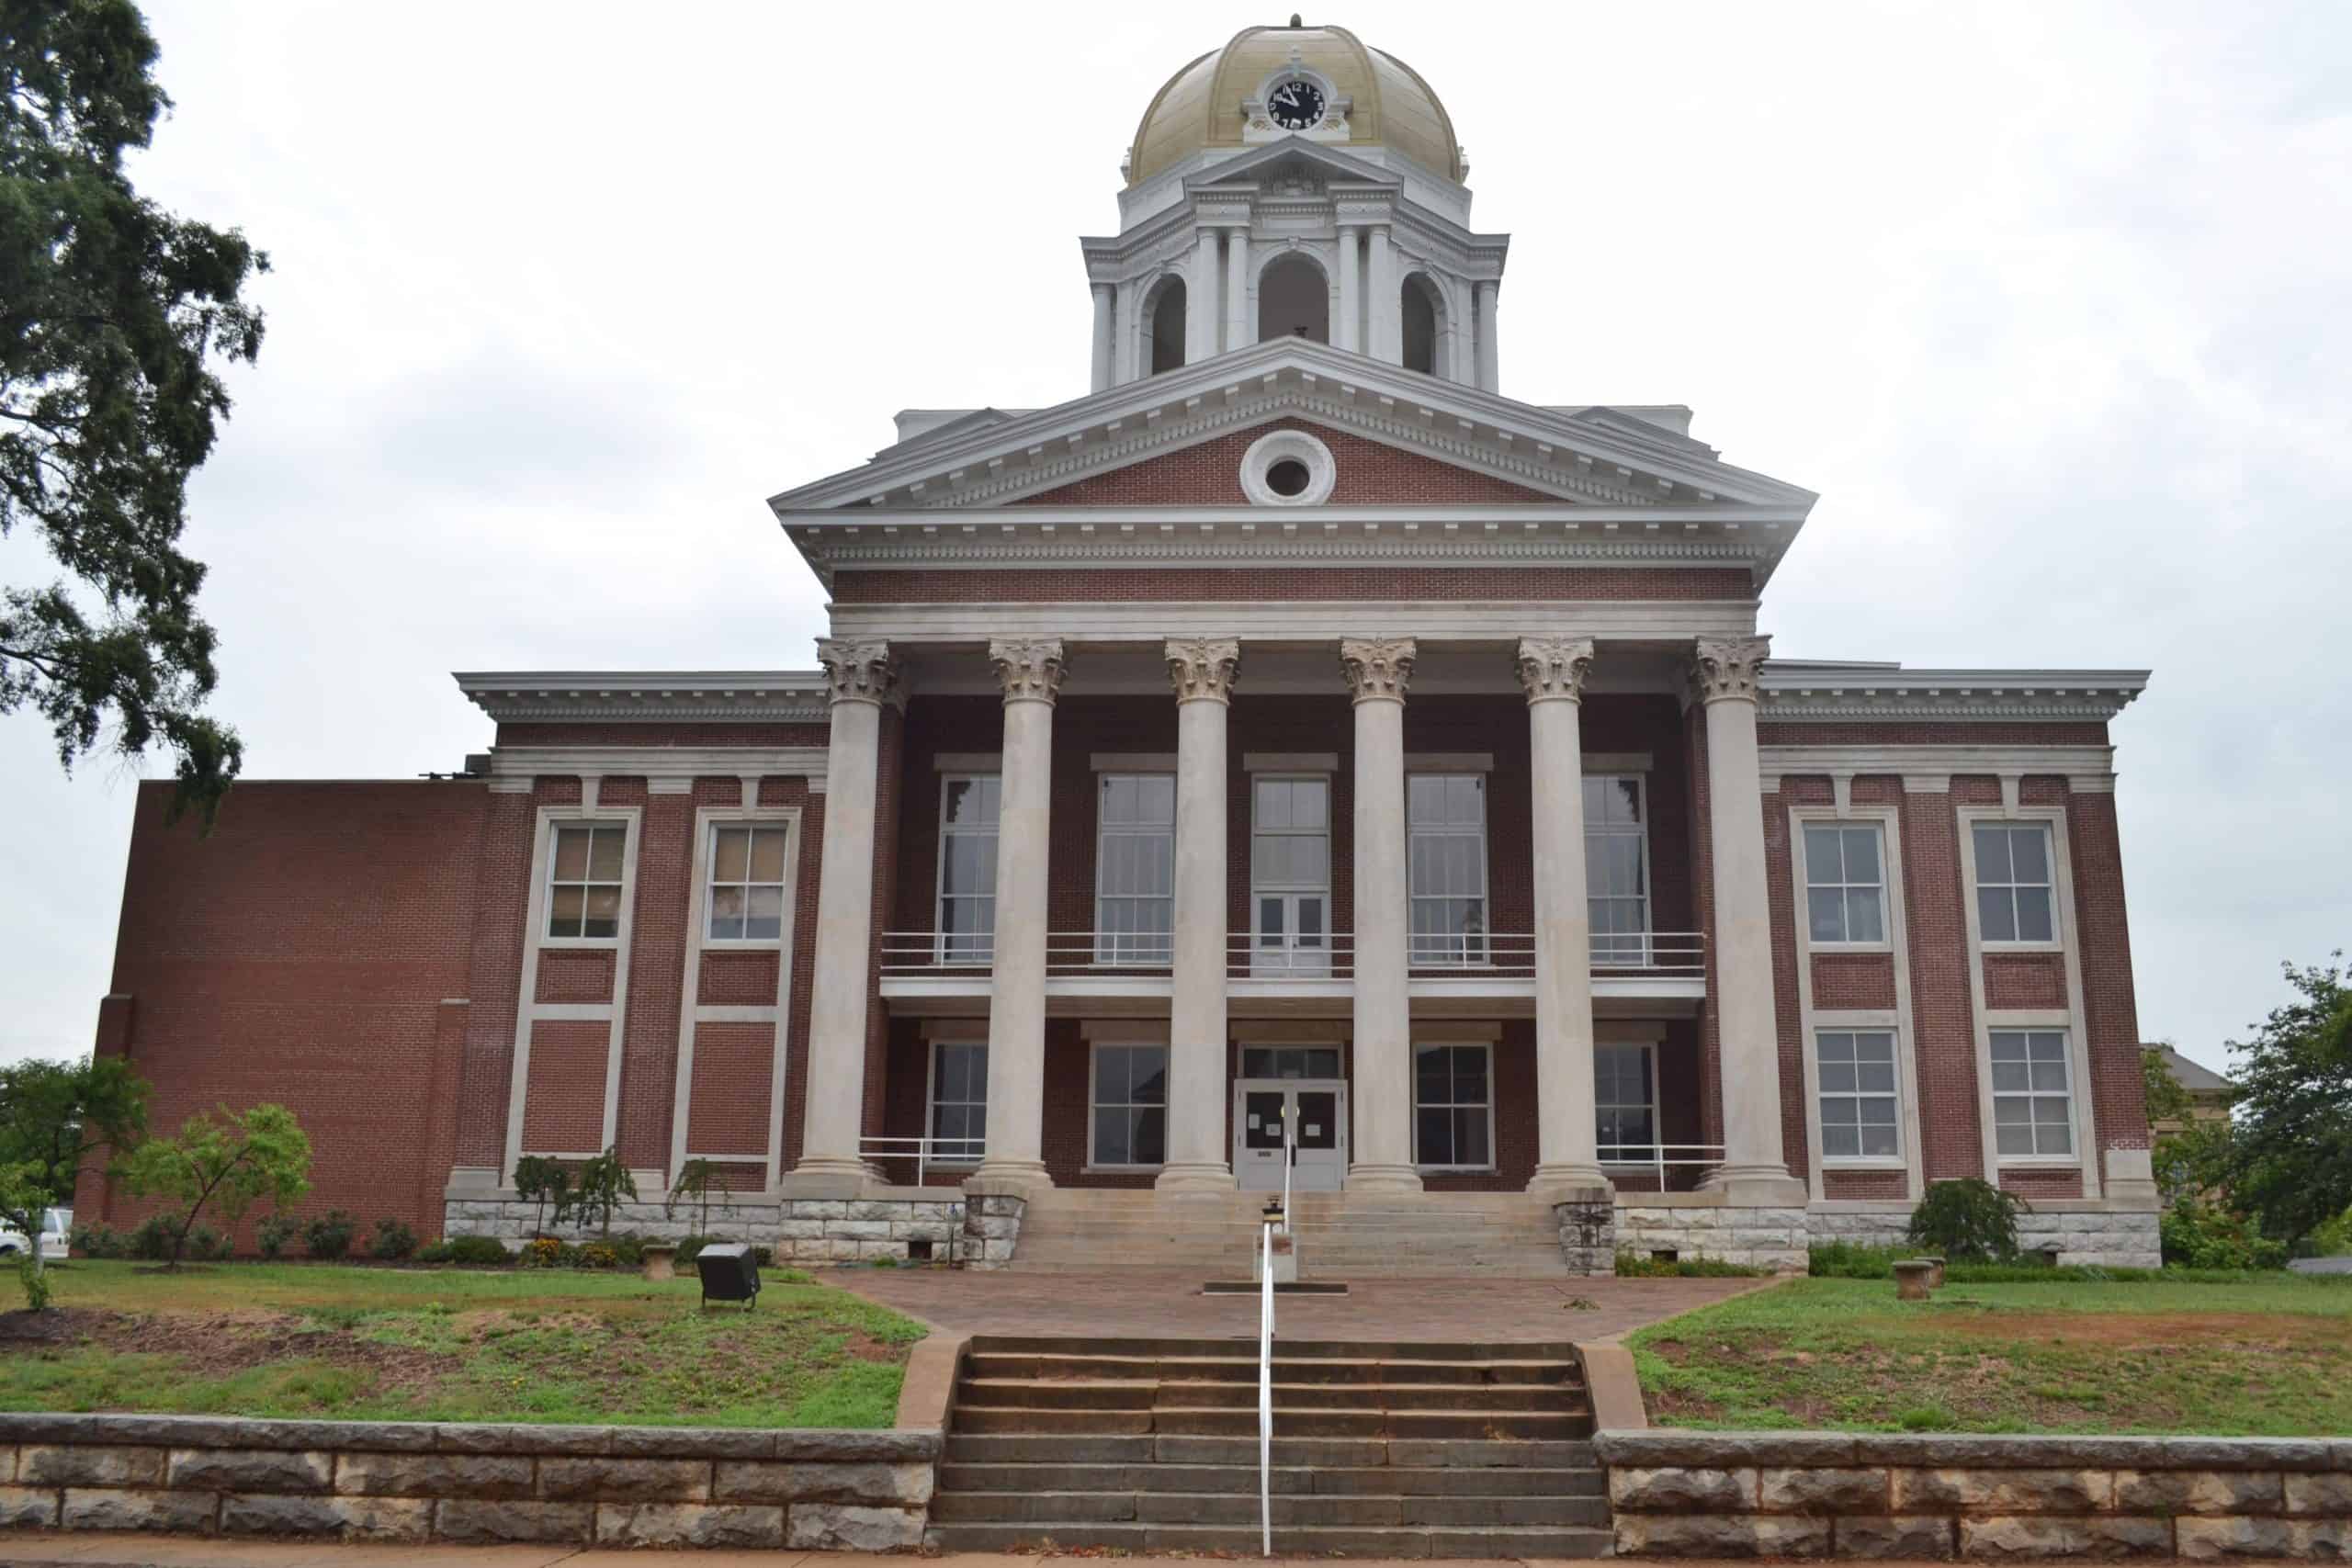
1617,1204,1811,1271
1807,1205,2163,1270
443,1194,971,1267
0,1413,938,1550
1598,1430,2352,1560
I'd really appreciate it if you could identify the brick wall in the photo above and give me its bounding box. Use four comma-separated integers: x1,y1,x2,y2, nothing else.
1024,416,1560,506
831,564,1756,604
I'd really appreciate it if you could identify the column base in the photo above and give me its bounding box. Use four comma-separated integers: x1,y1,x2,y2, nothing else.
1699,1163,1809,1206
776,1159,884,1199
967,1160,1056,1200
1346,1162,1424,1194
1154,1162,1237,1193
1527,1164,1614,1201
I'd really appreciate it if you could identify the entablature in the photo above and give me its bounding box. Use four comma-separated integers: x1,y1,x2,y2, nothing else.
455,671,830,726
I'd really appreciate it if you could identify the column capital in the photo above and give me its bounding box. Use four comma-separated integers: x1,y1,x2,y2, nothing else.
989,637,1068,705
816,638,902,709
1516,637,1594,705
1340,637,1415,704
1166,638,1240,705
1688,635,1771,706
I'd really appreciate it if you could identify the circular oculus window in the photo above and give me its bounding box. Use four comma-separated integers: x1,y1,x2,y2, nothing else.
1239,429,1336,506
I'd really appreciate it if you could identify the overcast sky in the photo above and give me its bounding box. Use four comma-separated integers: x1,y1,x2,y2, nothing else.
6,1,2346,1077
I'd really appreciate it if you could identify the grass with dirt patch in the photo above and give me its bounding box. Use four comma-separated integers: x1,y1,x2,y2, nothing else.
1629,1274,2352,1436
0,1261,928,1427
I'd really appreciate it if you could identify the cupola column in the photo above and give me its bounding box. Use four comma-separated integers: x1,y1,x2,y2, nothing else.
1159,638,1241,1191
1475,281,1501,393
1518,637,1609,1196
1367,225,1398,364
1341,637,1423,1192
1336,226,1362,354
972,638,1067,1195
780,639,900,1196
1190,230,1222,363
1224,228,1251,354
1090,283,1115,393
1690,637,1806,1203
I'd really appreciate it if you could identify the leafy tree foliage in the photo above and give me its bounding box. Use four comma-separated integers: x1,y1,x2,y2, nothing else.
119,1101,309,1268
560,1147,636,1239
1906,1176,2025,1260
3,0,267,820
2220,954,2352,1247
2142,1043,2232,1205
0,1053,147,1303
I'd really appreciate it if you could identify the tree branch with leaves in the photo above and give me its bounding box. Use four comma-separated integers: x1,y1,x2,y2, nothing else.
119,1102,309,1269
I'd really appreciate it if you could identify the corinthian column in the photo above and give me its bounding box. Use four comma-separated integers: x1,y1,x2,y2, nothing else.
781,639,899,1196
1690,636,1805,1202
1341,637,1422,1191
972,637,1065,1195
1159,638,1240,1191
1519,637,1609,1196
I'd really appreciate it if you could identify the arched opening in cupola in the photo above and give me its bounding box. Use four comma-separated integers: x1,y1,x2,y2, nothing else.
1147,276,1188,375
1401,272,1444,377
1258,254,1330,345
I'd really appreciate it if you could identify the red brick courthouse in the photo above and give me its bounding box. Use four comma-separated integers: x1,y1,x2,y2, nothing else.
80,22,2159,1272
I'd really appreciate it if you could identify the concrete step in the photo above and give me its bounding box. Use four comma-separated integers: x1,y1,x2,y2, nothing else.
923,1520,1617,1557
944,1431,1600,1468
967,1349,1583,1384
938,1461,1609,1496
955,1377,1576,1412
953,1404,1586,1439
930,1489,1612,1528
965,1334,1584,1359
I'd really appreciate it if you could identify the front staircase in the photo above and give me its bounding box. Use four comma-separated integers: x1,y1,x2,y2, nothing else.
1009,1189,1576,1276
927,1335,1611,1556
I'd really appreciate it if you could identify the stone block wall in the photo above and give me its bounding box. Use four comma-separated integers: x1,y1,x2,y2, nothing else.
1554,1193,1617,1276
1598,1430,2352,1560
1806,1205,2163,1269
961,1192,1025,1269
0,1414,938,1550
1617,1203,1810,1271
444,1193,972,1266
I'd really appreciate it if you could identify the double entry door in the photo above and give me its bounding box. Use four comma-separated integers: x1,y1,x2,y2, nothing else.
1233,1079,1347,1192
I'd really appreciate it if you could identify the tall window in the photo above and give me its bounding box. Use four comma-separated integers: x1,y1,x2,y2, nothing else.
1251,775,1330,973
1973,822,2056,943
936,775,1000,963
1804,823,1887,944
1989,1030,2073,1156
1091,1044,1168,1168
548,823,626,939
929,1041,987,1163
1413,1043,1491,1168
1408,773,1487,964
1096,774,1175,963
707,823,788,941
1815,1030,1900,1158
1595,1043,1657,1162
1585,775,1650,963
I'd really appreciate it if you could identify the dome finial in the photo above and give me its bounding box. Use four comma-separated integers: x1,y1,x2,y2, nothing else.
1289,13,1303,27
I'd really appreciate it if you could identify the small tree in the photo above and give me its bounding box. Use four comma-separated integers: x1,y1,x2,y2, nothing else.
564,1147,637,1239
512,1156,569,1236
119,1104,310,1269
665,1158,733,1236
2218,953,2352,1248
1907,1177,2025,1261
0,1055,151,1305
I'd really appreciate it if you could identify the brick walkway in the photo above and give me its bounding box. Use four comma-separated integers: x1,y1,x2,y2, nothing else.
833,1268,1768,1342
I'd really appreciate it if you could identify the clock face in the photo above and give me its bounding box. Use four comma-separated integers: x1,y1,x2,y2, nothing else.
1267,78,1325,130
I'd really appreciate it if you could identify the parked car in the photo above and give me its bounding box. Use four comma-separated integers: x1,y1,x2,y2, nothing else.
0,1208,71,1262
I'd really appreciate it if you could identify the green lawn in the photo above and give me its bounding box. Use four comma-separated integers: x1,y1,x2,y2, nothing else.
1629,1274,2352,1436
0,1261,928,1428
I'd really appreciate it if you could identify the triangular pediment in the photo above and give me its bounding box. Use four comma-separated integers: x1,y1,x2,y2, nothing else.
1184,137,1400,193
767,337,1816,515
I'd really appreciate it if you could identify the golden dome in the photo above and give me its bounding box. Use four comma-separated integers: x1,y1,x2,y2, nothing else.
1126,20,1464,187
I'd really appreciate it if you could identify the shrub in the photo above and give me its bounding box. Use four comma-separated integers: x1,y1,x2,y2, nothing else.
751,1245,775,1269
673,1235,714,1266
1810,1241,1903,1278
603,1232,646,1268
303,1210,357,1260
129,1213,180,1261
256,1213,299,1260
441,1235,512,1267
575,1243,619,1269
517,1237,565,1269
70,1223,123,1259
2161,1199,2290,1271
1616,1249,1770,1278
1907,1178,2023,1260
182,1224,233,1262
369,1217,419,1261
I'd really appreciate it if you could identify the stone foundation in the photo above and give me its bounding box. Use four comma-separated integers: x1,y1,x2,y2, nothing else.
0,1413,938,1550
1807,1204,2163,1270
1617,1201,1810,1271
442,1192,971,1267
1553,1193,1617,1276
959,1193,1026,1270
1598,1430,2352,1560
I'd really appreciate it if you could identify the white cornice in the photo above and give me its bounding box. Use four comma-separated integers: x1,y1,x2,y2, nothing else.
826,598,1758,646
488,746,831,789
1758,668,2148,724
1758,743,2119,784
456,671,831,726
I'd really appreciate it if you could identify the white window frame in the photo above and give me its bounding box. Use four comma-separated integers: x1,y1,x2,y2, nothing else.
1249,772,1333,973
1584,773,1655,965
1594,1040,1662,1166
934,773,1000,965
1407,769,1491,966
505,798,642,1166
543,819,632,947
923,1038,988,1168
1970,819,2063,950
702,819,794,945
1093,771,1176,965
1086,1041,1170,1171
1800,820,1892,951
1411,1039,1496,1171
1956,800,2098,1186
1812,1028,1905,1166
1988,1028,2077,1160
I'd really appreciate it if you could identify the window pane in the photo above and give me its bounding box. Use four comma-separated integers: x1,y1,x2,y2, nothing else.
1860,1120,1899,1157
1453,1108,1489,1167
1994,1097,2029,1125
1821,1097,1860,1125
1992,1060,2030,1093
1808,887,1846,943
1846,888,1885,943
1823,1122,1860,1158
1132,1050,1167,1104
582,886,620,938
2016,888,2054,942
1094,1107,1130,1167
944,776,997,828
745,886,783,940
1996,1122,2034,1156
548,884,583,937
1582,776,1604,818
1417,1108,1452,1166
1408,774,1442,824
1844,828,1881,885
1608,778,1642,824
1978,887,2016,942
713,827,750,883
2041,1120,2072,1154
1819,1058,1858,1093
1294,779,1327,827
588,829,625,882
1140,774,1174,822
1973,824,2012,883
1990,1032,2025,1060
552,828,590,881
709,886,745,940
2030,1057,2068,1092
1858,1057,1896,1094
2011,827,2049,885
749,828,787,883
1804,825,1844,885
1134,1106,1166,1165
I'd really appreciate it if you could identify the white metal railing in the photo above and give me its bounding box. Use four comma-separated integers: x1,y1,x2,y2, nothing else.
1258,1099,1292,1558
883,929,1705,980
858,1134,982,1187
1600,1141,1729,1191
